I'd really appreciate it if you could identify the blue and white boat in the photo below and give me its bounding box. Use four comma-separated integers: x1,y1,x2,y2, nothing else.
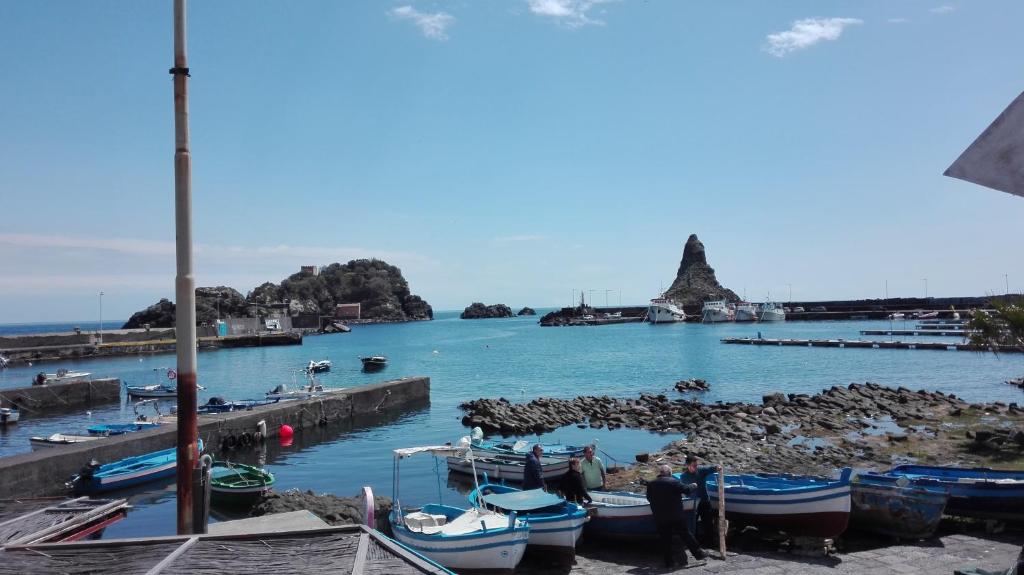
885,465,1024,521
470,435,586,459
125,383,178,398
706,468,852,539
850,472,948,539
447,452,570,484
468,482,587,559
390,445,529,573
69,439,204,495
86,421,162,436
198,397,281,414
585,490,696,539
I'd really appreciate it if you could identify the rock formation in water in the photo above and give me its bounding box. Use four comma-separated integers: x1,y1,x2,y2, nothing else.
122,259,432,328
461,303,515,319
517,307,537,316
664,234,739,306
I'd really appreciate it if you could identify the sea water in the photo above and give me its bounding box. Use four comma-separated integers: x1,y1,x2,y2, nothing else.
1,311,1022,537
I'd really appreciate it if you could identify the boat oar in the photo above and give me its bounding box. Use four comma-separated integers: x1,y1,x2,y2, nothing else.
717,463,727,560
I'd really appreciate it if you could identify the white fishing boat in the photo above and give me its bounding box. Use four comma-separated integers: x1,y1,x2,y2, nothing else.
390,445,530,573
0,406,20,425
447,452,570,483
30,433,102,450
33,368,91,386
305,359,331,373
585,490,697,539
735,302,759,322
701,300,734,323
469,483,587,560
759,302,786,322
646,297,686,323
265,375,344,401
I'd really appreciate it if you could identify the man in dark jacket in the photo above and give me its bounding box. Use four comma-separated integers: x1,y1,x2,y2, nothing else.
523,444,545,490
646,465,706,568
675,454,720,545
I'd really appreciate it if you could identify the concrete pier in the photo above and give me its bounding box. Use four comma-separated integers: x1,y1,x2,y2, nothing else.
860,329,969,337
0,376,430,499
721,337,1020,353
0,378,122,413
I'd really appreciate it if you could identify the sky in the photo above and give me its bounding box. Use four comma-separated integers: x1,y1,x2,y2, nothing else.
1,1,1023,323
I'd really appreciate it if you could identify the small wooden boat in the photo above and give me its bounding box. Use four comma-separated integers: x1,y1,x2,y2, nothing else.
468,482,587,559
391,445,529,573
706,468,852,539
0,406,20,425
850,472,948,539
305,359,331,373
360,356,387,371
886,465,1024,521
125,384,178,398
86,422,161,436
471,436,586,459
30,433,102,450
446,453,570,483
198,397,280,414
585,490,696,539
69,439,204,495
34,369,91,386
209,461,275,506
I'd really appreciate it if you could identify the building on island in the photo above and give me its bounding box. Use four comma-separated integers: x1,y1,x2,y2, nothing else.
335,303,361,320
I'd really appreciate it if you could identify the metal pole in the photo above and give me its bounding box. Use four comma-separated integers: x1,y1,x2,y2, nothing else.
923,278,928,298
1004,274,1009,294
99,291,104,344
171,0,198,536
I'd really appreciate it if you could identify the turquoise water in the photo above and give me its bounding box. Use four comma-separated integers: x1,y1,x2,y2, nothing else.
1,311,1022,536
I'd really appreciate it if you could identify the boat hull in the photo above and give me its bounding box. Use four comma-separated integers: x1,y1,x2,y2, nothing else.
467,483,587,557
584,491,696,540
647,303,686,324
390,508,528,573
850,476,947,539
759,310,786,322
30,434,100,450
72,440,202,495
447,456,569,483
888,465,1024,521
735,307,758,322
0,408,19,425
702,309,734,323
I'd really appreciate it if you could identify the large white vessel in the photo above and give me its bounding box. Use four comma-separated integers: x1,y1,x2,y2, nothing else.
701,300,734,323
759,302,786,322
735,302,759,322
647,297,687,323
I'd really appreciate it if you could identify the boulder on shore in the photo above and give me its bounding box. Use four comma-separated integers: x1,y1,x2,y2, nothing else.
517,307,537,316
461,303,514,319
675,378,710,392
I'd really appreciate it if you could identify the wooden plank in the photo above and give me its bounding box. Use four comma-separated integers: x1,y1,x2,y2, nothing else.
0,497,87,530
6,499,128,546
144,536,198,575
351,532,369,575
717,463,726,561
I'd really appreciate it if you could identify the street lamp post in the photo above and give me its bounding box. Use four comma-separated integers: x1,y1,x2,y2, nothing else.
922,278,928,298
1005,273,1010,294
787,283,792,303
99,291,104,344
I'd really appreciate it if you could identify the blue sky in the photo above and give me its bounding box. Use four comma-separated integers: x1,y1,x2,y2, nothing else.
1,1,1022,323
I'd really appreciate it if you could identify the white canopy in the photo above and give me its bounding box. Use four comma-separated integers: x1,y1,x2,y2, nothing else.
945,90,1024,199
393,445,470,459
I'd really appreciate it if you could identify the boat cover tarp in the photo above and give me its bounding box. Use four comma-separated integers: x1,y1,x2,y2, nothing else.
394,445,469,459
482,489,563,511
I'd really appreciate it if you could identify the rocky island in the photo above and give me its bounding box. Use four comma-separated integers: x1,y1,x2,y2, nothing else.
517,307,536,316
663,233,739,305
460,303,514,319
123,259,432,328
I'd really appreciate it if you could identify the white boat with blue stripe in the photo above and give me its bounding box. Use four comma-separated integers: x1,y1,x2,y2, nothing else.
390,445,530,573
585,490,697,539
468,481,588,560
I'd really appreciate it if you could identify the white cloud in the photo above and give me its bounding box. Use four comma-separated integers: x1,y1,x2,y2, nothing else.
388,6,455,40
887,18,910,24
526,0,614,28
764,17,863,58
930,5,955,14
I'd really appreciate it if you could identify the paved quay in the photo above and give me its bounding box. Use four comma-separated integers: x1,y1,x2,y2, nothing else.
520,532,1022,575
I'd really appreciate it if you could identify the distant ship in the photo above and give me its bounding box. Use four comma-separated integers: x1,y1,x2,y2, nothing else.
734,302,759,322
702,300,734,323
647,297,687,323
759,302,786,322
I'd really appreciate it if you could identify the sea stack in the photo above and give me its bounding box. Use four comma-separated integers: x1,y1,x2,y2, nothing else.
664,234,739,306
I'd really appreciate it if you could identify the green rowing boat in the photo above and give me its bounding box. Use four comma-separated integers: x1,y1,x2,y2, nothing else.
209,461,275,506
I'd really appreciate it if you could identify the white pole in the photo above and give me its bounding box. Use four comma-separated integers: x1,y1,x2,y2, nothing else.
99,291,104,344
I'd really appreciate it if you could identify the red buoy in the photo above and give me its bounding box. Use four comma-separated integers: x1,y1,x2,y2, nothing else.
279,424,293,439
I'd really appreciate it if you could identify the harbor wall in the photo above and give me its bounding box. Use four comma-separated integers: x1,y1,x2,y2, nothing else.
0,376,430,499
0,378,122,413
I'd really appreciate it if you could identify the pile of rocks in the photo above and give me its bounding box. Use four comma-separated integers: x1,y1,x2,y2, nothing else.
674,378,709,392
251,490,392,533
460,302,514,319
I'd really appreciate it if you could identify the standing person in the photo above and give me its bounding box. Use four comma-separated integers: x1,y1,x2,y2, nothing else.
646,465,706,568
560,457,592,504
580,445,606,490
675,454,721,545
523,444,545,491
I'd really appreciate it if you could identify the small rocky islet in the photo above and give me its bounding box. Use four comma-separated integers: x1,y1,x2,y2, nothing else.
460,302,515,319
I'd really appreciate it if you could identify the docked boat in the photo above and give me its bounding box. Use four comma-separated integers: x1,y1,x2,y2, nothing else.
391,445,530,573
87,421,161,436
647,297,687,323
701,300,734,323
706,468,852,539
360,356,387,370
199,396,281,414
125,384,179,398
305,359,331,373
0,406,19,425
69,439,204,495
470,430,586,459
265,381,343,401
209,461,275,506
0,354,8,368
734,302,759,322
585,490,696,539
30,433,102,450
468,482,587,559
850,472,948,539
759,302,786,322
447,452,570,483
885,465,1024,521
34,369,91,386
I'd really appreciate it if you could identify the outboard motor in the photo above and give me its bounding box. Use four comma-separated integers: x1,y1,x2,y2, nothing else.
207,396,227,406
270,384,286,395
34,372,46,386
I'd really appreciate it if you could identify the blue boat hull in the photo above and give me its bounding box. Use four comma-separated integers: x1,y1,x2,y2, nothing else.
887,465,1024,522
851,474,948,539
72,440,203,495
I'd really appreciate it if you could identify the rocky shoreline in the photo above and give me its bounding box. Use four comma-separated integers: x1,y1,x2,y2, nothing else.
461,383,1024,478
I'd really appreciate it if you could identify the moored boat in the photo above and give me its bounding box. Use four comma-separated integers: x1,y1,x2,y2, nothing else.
885,465,1024,521
198,396,281,414
447,453,570,484
585,490,697,540
734,302,759,322
87,421,162,436
706,468,852,539
69,439,204,495
209,461,275,506
391,445,530,573
265,381,343,401
0,406,20,425
361,356,387,370
468,483,587,559
33,369,91,386
850,472,948,539
470,431,586,459
30,433,102,450
125,384,179,398
701,300,734,323
759,302,786,322
305,359,331,373
647,297,687,324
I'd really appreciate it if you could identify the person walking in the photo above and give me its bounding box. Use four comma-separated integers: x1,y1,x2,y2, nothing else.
675,454,720,545
523,444,545,491
560,457,592,504
580,445,606,490
646,465,706,568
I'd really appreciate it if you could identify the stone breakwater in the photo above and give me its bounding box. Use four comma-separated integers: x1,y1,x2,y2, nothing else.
461,383,1024,475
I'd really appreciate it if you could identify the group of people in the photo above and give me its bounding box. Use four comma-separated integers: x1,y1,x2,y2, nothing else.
522,444,719,569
